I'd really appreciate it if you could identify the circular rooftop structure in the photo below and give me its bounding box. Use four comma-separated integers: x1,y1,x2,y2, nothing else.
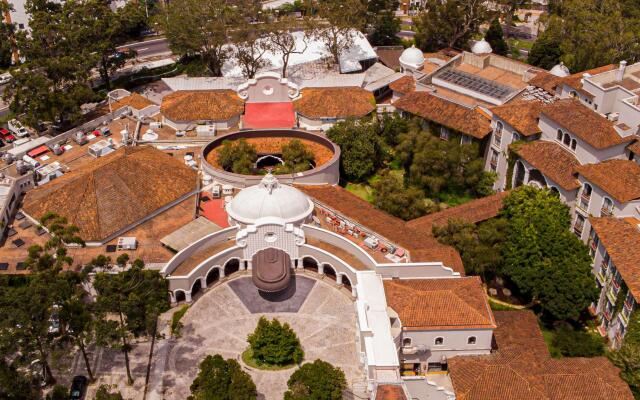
200,129,340,187
399,45,425,71
550,62,570,77
227,173,314,225
471,39,493,54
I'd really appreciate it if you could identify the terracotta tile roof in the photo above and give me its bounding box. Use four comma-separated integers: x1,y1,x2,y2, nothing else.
111,93,156,111
541,98,631,149
22,146,197,242
383,277,496,330
575,160,640,203
376,48,403,70
296,185,465,274
589,217,640,299
627,138,640,155
512,141,581,190
559,64,616,99
528,71,562,95
161,90,244,122
490,101,544,136
294,87,375,119
375,384,406,400
407,191,509,232
449,310,634,400
388,75,415,95
394,92,492,139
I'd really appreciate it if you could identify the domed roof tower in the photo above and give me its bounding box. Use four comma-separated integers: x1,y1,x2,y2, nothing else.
471,39,493,54
226,173,314,225
549,62,570,77
399,45,425,71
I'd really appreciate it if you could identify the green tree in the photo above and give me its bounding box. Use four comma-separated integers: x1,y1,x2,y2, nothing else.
95,385,124,400
433,218,507,280
396,128,495,199
367,0,401,46
313,0,367,66
284,360,346,400
247,317,303,366
326,118,386,182
0,359,39,400
0,271,76,385
609,311,640,398
116,253,130,268
0,20,14,69
379,113,409,147
217,139,257,174
485,18,508,56
267,15,311,78
5,0,99,128
527,16,564,70
500,186,598,321
281,139,315,173
94,264,169,384
556,0,639,72
188,355,257,400
372,170,429,220
414,0,491,51
60,295,96,381
161,0,239,76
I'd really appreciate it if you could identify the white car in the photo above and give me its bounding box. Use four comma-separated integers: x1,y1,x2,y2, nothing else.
8,119,29,138
0,73,11,85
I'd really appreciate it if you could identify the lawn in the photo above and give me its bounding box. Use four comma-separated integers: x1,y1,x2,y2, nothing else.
241,348,297,371
540,324,563,358
345,182,374,203
437,191,474,207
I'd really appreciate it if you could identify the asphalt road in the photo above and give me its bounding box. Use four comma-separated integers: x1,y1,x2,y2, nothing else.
117,37,171,59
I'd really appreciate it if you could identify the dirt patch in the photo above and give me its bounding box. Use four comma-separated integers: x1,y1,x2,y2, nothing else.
205,137,334,171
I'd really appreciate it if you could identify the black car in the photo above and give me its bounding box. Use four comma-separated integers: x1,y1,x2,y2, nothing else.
69,375,88,400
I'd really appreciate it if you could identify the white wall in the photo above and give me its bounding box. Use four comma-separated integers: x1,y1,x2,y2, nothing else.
399,329,493,365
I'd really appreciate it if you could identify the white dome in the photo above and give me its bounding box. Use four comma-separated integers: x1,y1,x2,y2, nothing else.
549,62,570,77
399,45,425,70
227,173,314,225
471,39,492,54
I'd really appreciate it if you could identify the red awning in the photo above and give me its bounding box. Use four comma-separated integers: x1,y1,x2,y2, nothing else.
27,145,49,158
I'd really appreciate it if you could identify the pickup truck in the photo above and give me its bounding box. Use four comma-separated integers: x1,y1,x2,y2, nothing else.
8,119,29,138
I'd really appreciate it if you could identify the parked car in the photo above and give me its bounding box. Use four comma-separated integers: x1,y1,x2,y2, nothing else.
0,72,11,85
69,375,88,400
8,119,29,138
0,128,15,143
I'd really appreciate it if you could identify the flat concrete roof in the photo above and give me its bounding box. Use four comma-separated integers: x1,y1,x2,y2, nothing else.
160,217,222,252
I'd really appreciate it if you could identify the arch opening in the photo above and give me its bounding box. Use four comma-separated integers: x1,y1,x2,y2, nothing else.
323,264,337,281
206,267,220,286
302,256,319,272
224,258,240,276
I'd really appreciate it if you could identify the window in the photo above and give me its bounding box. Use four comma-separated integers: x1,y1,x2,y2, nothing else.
490,149,499,172
570,139,577,151
461,135,472,145
563,133,571,146
402,337,412,347
18,23,24,30
494,122,503,147
434,337,444,345
579,183,592,211
556,129,563,141
512,132,521,142
574,214,586,237
601,197,614,216
439,126,449,140
467,336,477,345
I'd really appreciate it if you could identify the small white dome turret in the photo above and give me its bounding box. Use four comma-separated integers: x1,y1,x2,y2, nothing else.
471,39,493,54
399,45,425,71
549,62,570,77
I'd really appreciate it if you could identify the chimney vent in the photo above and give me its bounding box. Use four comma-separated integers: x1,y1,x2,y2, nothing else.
617,60,628,81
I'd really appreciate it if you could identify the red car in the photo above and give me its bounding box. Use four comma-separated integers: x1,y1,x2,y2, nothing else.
0,128,15,143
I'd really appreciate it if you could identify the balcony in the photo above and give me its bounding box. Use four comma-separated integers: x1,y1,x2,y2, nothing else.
402,345,427,355
577,195,591,212
574,224,584,237
620,310,630,327
595,270,606,286
603,309,612,321
600,207,613,217
606,288,617,305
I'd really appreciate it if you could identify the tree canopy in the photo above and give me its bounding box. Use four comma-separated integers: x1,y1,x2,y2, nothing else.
247,317,303,366
188,355,256,400
217,139,257,174
284,360,346,400
414,0,491,51
326,118,387,182
372,170,429,220
485,18,508,56
500,186,598,321
281,139,315,173
313,0,367,66
527,16,563,70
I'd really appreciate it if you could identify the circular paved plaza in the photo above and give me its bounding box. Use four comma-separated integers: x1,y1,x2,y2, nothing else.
160,274,364,399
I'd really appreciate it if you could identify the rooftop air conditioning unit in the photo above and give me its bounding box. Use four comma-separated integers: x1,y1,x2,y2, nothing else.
608,113,620,122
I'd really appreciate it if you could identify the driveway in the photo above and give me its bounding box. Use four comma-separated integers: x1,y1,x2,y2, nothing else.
157,274,364,399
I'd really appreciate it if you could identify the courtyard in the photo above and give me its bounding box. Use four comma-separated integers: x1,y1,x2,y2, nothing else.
156,274,364,399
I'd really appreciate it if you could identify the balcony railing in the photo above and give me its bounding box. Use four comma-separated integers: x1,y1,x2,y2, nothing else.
595,270,606,286
578,195,591,212
600,207,613,217
606,288,617,305
574,224,584,237
603,309,612,321
620,310,630,326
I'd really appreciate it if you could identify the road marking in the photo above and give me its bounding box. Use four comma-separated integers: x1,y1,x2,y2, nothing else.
138,47,149,51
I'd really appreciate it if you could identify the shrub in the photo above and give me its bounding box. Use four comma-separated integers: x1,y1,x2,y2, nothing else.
47,385,68,400
171,304,189,337
247,317,303,366
552,323,605,357
217,139,257,174
95,385,124,400
281,139,315,173
284,360,346,400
